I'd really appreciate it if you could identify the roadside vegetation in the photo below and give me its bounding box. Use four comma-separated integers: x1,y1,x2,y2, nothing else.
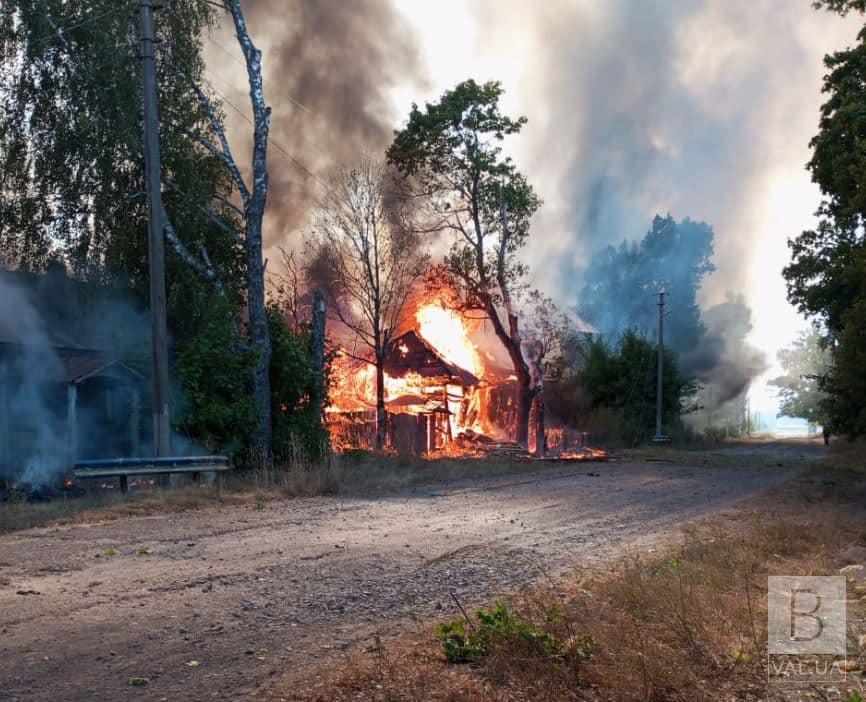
0,451,612,533
271,445,866,701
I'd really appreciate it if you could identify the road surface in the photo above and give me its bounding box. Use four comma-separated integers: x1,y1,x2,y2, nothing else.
0,451,807,700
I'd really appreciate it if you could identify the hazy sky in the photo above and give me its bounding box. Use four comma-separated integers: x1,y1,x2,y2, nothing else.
209,1,862,417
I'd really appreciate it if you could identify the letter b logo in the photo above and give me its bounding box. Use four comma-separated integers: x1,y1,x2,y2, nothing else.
768,576,846,654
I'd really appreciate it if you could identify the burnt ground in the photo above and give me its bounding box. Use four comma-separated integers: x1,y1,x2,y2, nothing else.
0,443,819,701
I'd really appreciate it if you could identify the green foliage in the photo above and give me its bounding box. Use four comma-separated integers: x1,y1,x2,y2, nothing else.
769,329,831,425
784,22,866,438
578,331,697,444
823,298,866,437
268,306,330,462
176,300,330,459
0,1,239,278
435,603,571,664
387,79,540,304
813,1,866,16
175,297,259,453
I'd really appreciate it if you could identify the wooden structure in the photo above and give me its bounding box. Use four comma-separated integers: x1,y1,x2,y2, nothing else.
383,331,478,454
0,340,145,484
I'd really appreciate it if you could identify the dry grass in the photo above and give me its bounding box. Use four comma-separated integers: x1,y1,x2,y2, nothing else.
273,451,866,702
0,484,248,533
0,452,575,533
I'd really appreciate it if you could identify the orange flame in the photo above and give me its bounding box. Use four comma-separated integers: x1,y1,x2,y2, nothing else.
415,303,486,379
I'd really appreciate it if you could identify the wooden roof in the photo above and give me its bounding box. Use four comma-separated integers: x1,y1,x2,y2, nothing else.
384,330,478,387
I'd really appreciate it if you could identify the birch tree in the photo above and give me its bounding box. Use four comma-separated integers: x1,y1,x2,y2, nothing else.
306,157,429,451
164,0,274,451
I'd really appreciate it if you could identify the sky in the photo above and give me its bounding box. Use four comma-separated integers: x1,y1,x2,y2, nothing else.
208,1,862,422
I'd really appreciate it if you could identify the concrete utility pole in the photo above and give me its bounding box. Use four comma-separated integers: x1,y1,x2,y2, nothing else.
653,289,670,444
139,0,170,458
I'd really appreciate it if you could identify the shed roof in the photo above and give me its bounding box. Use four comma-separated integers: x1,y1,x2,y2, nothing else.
59,354,142,384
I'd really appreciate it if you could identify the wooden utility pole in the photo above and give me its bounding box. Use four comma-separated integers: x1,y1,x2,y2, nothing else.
139,0,170,458
308,290,327,424
653,289,670,443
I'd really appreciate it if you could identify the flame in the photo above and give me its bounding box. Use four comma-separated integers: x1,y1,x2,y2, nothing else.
415,303,485,379
325,293,605,459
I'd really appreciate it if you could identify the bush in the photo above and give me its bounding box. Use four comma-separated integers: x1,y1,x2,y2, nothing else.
268,305,329,462
435,602,582,664
175,296,259,452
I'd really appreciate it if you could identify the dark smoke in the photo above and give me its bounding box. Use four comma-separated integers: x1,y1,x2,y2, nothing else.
578,215,767,409
220,0,426,248
690,296,768,407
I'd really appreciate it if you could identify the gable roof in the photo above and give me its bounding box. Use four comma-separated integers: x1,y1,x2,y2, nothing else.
384,330,478,387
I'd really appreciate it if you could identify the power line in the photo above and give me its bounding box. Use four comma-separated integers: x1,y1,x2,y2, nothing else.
30,5,133,48
201,75,332,191
206,35,314,116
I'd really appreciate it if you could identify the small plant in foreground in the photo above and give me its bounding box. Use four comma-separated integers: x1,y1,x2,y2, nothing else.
435,602,581,664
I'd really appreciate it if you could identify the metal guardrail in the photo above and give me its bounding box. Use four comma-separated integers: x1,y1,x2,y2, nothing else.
73,455,230,493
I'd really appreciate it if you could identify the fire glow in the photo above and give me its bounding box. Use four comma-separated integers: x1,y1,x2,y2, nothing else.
415,303,486,379
326,292,605,460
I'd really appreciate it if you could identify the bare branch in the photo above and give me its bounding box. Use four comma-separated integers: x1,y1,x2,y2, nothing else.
163,177,242,245
161,206,226,297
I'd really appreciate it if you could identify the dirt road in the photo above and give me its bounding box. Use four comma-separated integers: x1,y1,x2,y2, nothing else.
0,452,809,700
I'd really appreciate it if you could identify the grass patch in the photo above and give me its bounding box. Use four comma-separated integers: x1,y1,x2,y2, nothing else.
0,485,246,533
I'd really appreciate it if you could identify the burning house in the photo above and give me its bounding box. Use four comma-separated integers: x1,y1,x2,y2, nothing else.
326,296,606,460
383,329,478,454
326,300,527,456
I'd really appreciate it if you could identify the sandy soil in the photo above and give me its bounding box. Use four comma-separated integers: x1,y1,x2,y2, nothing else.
0,447,815,701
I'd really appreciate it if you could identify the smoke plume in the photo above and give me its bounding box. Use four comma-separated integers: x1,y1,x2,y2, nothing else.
208,0,426,251
0,276,66,486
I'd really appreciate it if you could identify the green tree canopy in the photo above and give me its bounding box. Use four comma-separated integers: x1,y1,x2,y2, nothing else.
579,214,715,355
0,0,242,301
769,328,831,426
387,79,543,446
784,18,866,437
578,330,696,444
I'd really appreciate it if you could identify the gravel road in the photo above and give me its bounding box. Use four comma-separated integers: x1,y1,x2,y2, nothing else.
0,453,806,700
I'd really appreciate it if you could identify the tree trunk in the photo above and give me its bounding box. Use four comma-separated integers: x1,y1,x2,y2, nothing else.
482,295,533,448
246,229,272,452
228,0,273,454
515,386,531,448
375,361,386,451
308,290,326,423
533,392,545,458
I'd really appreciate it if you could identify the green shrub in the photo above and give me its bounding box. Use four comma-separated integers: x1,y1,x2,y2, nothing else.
268,306,330,462
175,296,258,453
435,602,574,664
